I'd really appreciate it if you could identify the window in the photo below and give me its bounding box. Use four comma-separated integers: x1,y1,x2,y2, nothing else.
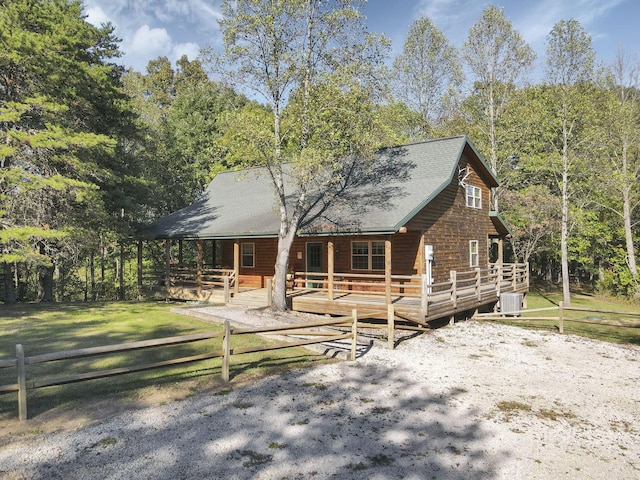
352,240,385,270
241,243,255,268
466,185,482,209
469,240,479,267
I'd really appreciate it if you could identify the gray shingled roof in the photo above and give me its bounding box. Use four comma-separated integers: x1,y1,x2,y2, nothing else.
143,136,497,239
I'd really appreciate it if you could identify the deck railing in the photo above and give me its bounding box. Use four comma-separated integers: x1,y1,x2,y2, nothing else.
290,263,529,315
146,264,235,289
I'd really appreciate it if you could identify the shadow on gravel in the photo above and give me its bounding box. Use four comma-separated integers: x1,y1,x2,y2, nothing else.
7,361,507,479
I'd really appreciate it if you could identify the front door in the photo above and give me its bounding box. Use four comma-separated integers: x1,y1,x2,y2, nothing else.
306,242,323,288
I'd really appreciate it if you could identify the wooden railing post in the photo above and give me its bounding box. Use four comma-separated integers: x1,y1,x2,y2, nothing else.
387,304,395,350
475,268,481,301
351,309,358,361
196,240,204,290
449,271,457,308
222,320,231,382
224,276,230,303
328,241,334,301
385,238,392,305
16,344,27,421
511,264,517,290
495,264,501,299
558,301,564,334
164,239,171,292
525,262,530,289
233,240,240,296
420,274,429,319
266,278,273,307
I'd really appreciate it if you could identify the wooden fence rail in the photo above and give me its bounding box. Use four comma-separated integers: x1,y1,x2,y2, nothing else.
474,302,640,334
0,312,358,421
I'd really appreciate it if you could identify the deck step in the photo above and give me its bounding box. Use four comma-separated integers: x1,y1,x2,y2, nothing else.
228,288,270,308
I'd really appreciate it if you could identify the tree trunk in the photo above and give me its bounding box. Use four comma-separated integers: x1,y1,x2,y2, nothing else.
37,243,54,302
118,242,125,300
560,133,571,306
100,235,106,299
3,263,16,304
90,250,96,301
272,225,298,311
621,143,638,294
37,264,54,302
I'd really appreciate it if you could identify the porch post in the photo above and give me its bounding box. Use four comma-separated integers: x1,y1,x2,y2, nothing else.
137,240,143,300
178,240,183,265
328,241,334,301
164,239,171,293
197,239,204,291
385,238,392,305
418,233,425,275
233,239,240,296
497,238,504,265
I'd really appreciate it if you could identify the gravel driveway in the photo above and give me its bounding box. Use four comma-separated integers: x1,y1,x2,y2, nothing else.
1,317,638,479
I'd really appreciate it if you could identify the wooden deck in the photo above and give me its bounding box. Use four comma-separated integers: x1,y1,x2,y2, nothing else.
289,279,527,324
146,263,529,326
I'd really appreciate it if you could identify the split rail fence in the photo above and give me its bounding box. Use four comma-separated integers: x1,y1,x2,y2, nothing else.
0,312,358,421
474,301,640,333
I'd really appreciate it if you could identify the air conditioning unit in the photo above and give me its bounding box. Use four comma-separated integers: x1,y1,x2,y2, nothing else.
500,293,523,316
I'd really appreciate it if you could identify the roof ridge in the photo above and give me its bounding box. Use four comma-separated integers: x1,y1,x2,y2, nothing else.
379,135,466,151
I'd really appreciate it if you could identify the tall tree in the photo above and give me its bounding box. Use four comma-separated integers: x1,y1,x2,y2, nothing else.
391,15,462,136
124,55,249,216
545,19,595,306
592,47,640,296
215,0,396,310
0,0,129,302
462,5,535,210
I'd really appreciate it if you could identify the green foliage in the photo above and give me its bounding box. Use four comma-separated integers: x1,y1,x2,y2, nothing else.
391,15,462,135
0,0,135,302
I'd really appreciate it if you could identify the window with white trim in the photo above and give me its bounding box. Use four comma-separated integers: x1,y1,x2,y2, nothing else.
352,240,385,270
241,242,255,268
466,185,482,209
469,240,479,267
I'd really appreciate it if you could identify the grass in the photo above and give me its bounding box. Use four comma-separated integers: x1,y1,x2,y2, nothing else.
494,287,640,345
0,301,330,421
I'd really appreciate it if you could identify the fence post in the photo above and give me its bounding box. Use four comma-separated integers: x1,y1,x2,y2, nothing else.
224,276,230,303
16,344,27,421
449,271,457,308
351,309,358,361
266,278,273,307
558,301,564,334
222,320,231,382
387,304,395,350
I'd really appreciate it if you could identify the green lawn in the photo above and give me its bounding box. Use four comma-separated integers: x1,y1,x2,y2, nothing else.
500,288,640,345
0,301,330,421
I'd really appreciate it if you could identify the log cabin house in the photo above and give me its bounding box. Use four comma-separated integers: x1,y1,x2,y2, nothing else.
139,136,528,325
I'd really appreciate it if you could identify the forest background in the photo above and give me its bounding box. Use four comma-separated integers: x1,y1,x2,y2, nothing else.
1,0,639,305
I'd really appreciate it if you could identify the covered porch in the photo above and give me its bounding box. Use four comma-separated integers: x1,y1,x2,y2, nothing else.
136,237,528,325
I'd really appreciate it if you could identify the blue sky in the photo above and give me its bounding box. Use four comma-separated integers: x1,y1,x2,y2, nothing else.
83,0,638,78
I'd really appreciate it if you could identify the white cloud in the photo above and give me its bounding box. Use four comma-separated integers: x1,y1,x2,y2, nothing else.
171,42,202,63
84,5,111,27
82,0,221,71
130,24,173,59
